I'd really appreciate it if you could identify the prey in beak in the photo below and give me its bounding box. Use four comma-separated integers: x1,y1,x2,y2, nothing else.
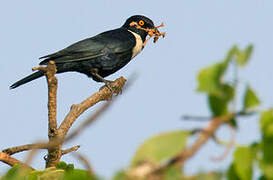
129,22,166,47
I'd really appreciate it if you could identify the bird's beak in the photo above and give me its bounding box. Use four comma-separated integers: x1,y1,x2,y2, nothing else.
129,21,165,46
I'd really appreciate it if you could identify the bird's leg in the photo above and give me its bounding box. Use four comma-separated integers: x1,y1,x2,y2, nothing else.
91,69,114,92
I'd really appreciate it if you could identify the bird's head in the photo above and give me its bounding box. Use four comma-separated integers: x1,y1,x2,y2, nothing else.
122,15,155,42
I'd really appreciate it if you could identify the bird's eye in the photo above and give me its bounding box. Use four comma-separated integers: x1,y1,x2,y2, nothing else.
138,20,144,26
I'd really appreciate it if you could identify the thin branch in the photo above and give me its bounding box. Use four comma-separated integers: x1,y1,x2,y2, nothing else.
72,152,94,175
182,110,256,121
62,146,80,156
153,113,236,174
0,152,34,170
33,61,61,168
1,61,126,169
211,125,236,161
24,149,39,166
58,77,126,140
2,143,48,155
46,61,58,138
33,61,58,137
65,101,112,142
182,115,211,121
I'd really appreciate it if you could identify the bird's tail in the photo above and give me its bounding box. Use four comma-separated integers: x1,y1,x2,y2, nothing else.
10,71,44,89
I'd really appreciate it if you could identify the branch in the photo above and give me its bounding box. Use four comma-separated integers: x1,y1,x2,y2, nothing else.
33,61,58,137
33,61,62,168
72,153,94,175
2,143,48,155
2,61,126,169
62,146,80,155
58,77,126,139
153,113,236,174
65,101,112,142
0,152,34,170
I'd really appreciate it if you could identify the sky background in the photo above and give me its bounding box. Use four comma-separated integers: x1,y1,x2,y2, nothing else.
0,0,272,178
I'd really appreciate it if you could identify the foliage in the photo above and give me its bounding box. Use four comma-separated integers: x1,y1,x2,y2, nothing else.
2,45,272,179
1,162,98,180
131,130,190,166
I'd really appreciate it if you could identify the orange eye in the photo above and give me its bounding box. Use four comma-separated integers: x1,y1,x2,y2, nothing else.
139,20,144,26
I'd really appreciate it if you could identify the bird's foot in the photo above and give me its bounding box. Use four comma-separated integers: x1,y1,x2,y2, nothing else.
101,80,123,96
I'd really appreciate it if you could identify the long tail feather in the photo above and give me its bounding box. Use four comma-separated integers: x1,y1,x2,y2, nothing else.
10,71,44,89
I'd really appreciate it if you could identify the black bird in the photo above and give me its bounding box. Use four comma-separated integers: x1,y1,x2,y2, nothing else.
10,15,157,89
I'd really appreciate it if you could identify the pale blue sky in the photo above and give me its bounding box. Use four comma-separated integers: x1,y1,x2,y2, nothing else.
1,0,272,178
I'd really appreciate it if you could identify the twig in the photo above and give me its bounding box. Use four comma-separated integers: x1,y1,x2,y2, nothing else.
48,76,126,167
211,125,236,161
62,146,80,156
72,153,94,175
153,113,236,174
2,62,126,169
182,110,256,121
65,74,135,143
58,77,126,140
24,149,39,165
2,143,48,155
0,152,34,170
33,61,61,168
182,115,211,121
65,102,112,142
32,61,58,137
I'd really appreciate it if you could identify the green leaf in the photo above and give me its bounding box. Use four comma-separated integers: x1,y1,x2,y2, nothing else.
28,170,44,180
3,165,33,180
112,170,129,180
225,45,239,63
163,167,182,180
260,109,273,137
194,172,223,180
259,111,273,179
243,85,260,110
39,169,64,180
235,45,253,67
227,163,240,180
259,137,273,179
63,169,95,180
234,146,253,180
208,84,234,116
131,130,189,166
56,161,68,170
197,62,228,97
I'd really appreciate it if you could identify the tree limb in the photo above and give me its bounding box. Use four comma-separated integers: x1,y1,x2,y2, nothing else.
62,146,80,155
0,152,34,170
58,77,126,140
2,61,126,169
153,113,236,174
2,143,48,155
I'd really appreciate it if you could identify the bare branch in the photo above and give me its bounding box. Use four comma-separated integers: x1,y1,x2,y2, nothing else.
152,113,236,174
65,101,112,142
62,146,80,155
58,77,126,140
33,61,61,168
45,61,58,138
0,152,34,170
2,60,126,169
182,115,211,121
72,153,94,175
211,125,236,161
2,143,48,155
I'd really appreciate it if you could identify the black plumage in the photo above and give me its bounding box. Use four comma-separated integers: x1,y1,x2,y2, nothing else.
10,15,155,89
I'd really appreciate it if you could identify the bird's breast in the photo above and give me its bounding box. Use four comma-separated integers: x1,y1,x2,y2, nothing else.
127,30,143,59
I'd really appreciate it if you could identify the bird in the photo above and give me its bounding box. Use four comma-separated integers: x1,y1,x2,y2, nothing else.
10,15,158,89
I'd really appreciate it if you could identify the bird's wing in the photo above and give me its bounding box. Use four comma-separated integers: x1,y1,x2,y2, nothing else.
39,29,135,65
